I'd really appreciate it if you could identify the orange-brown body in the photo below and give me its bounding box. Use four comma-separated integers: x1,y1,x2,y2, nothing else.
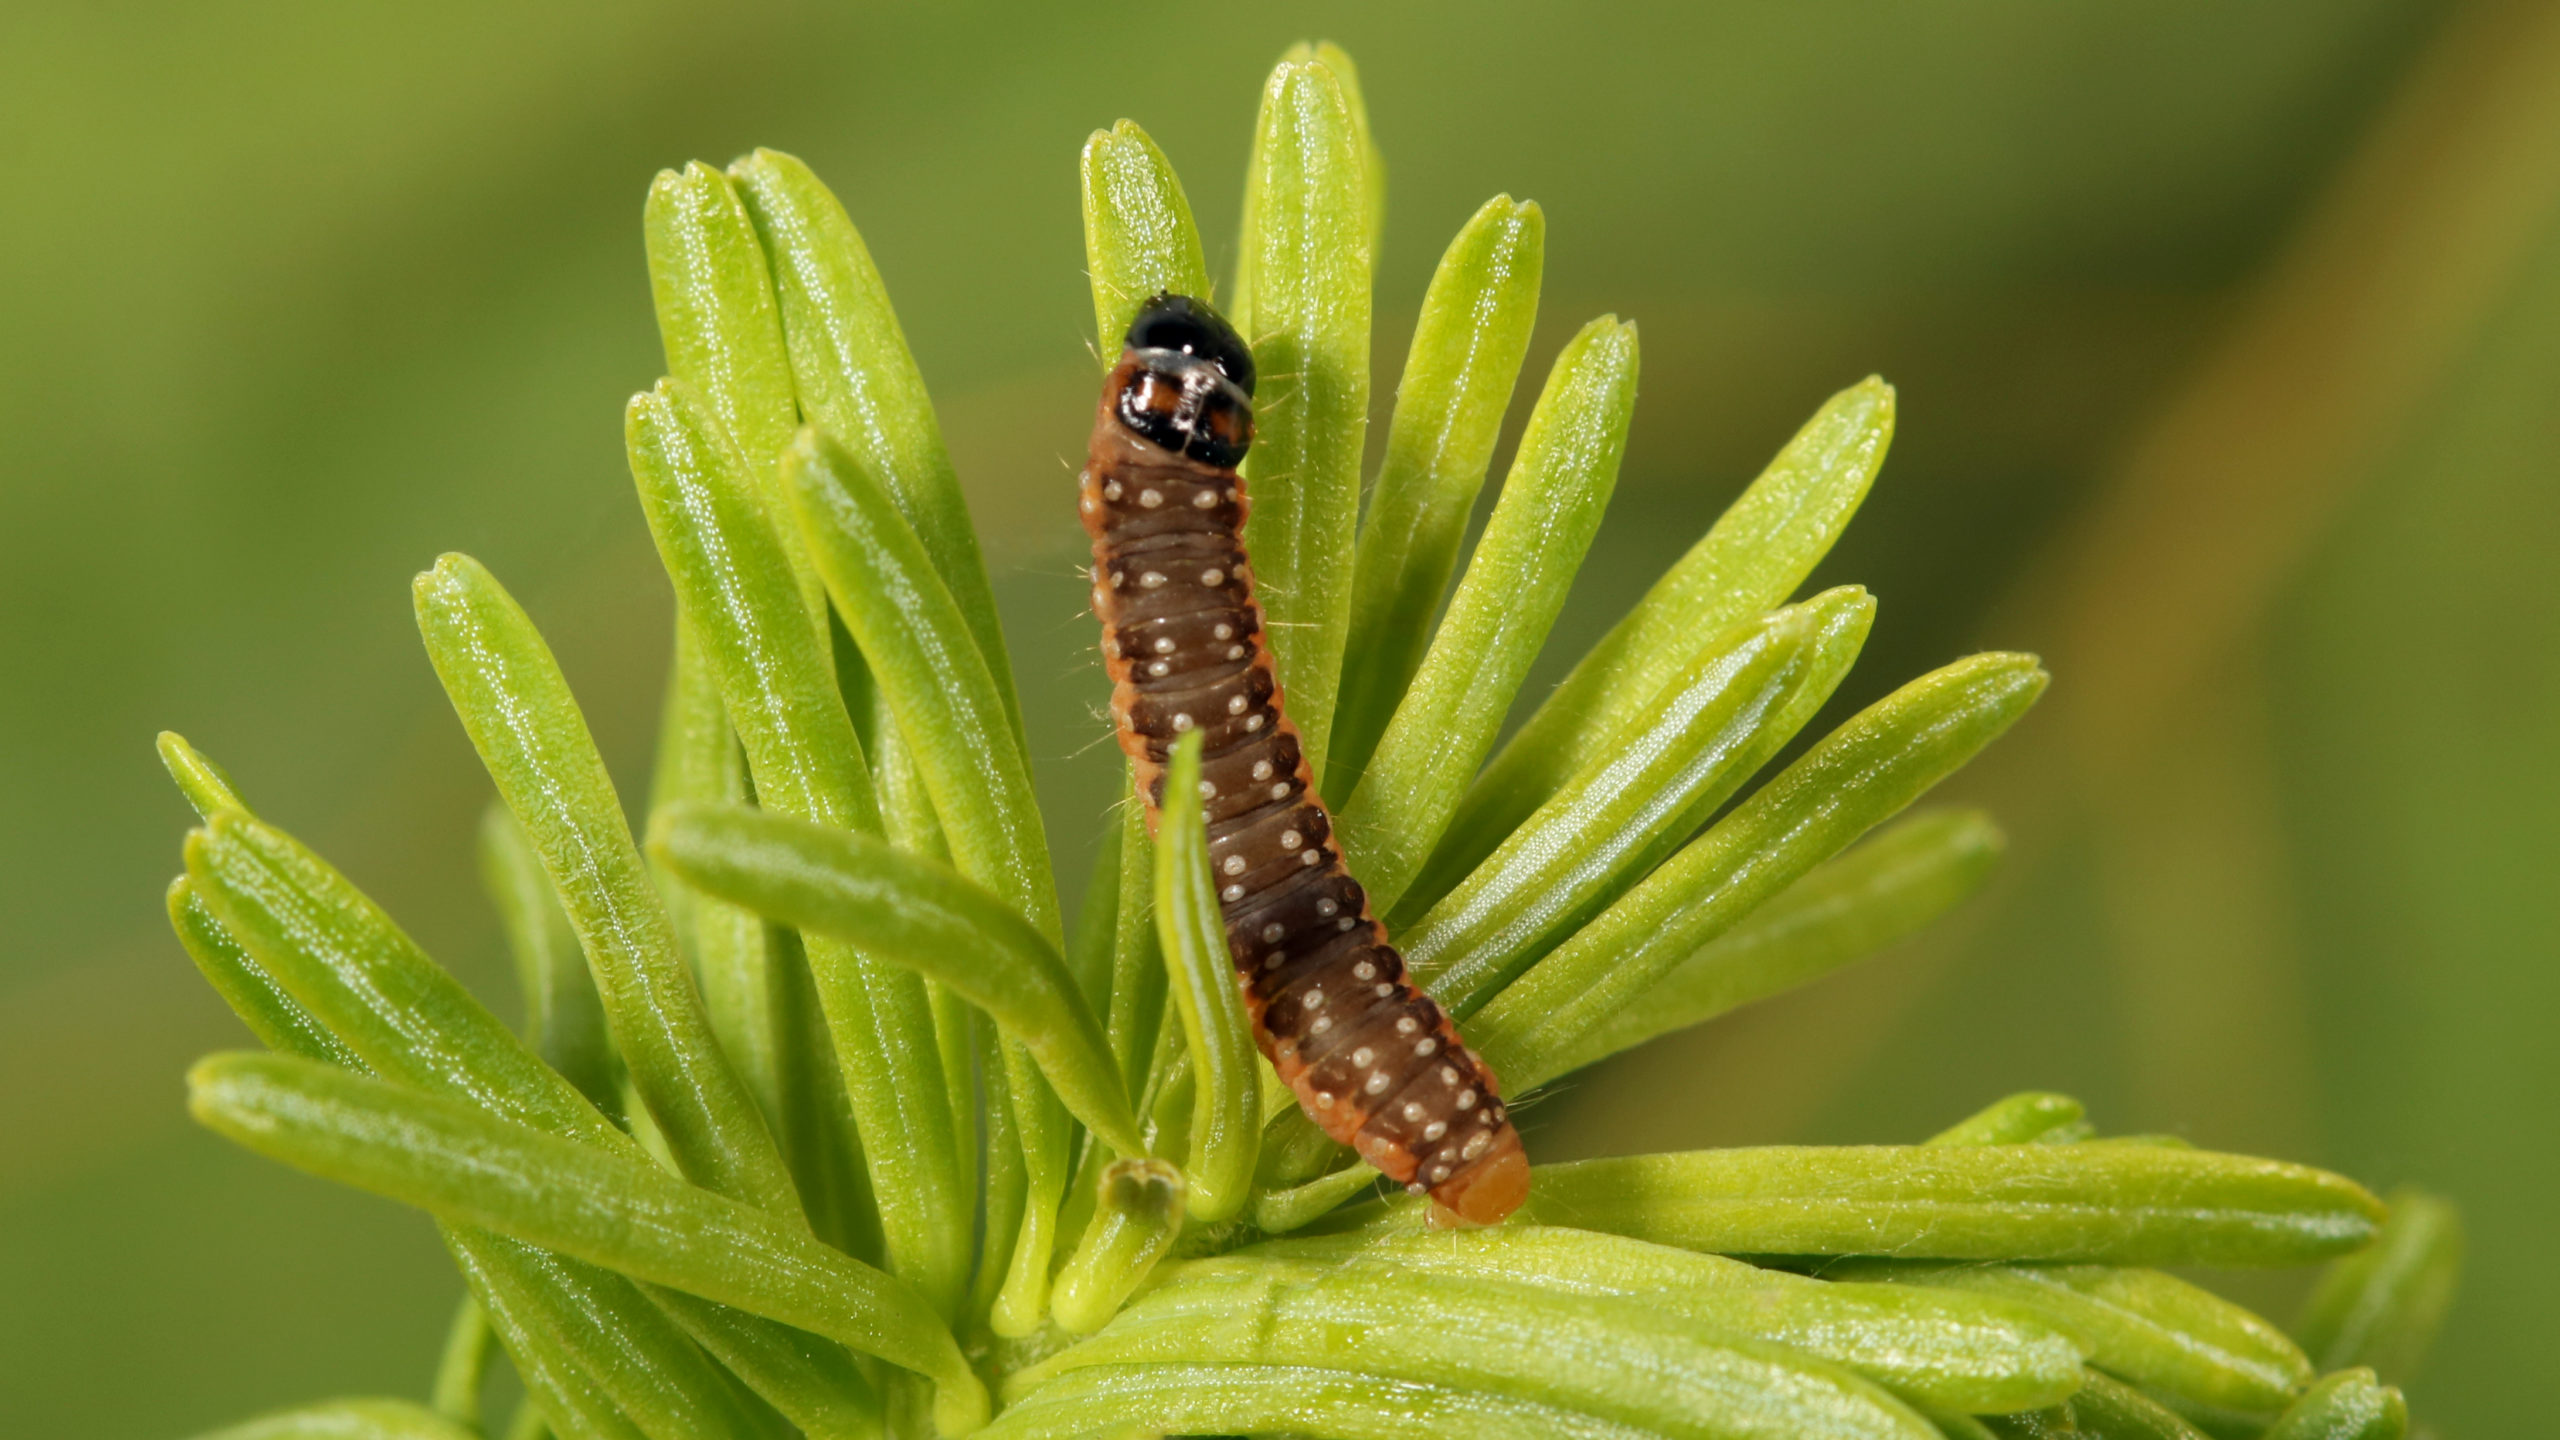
1081,302,1527,1226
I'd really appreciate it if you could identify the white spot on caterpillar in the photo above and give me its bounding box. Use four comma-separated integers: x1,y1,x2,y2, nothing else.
1171,712,1193,730
1200,568,1224,587
1430,1163,1452,1183
1488,1103,1506,1124
1402,1101,1425,1122
1246,715,1266,732
1315,898,1339,917
1298,848,1318,865
1280,830,1302,850
1192,488,1218,508
1316,1091,1336,1107
1226,645,1246,660
1270,783,1290,799
1364,1071,1392,1095
1415,1038,1438,1057
1198,780,1217,799
1375,983,1393,998
1423,1120,1448,1142
1137,488,1162,508
1350,1046,1374,1067
1139,571,1166,588
1337,917,1355,931
1310,1015,1333,1034
1352,961,1376,981
1462,1130,1491,1159
1221,855,1246,876
1261,923,1284,943
1079,495,1095,514
1251,760,1274,781
1153,636,1176,654
1092,586,1108,610
1222,883,1244,901
1406,1181,1429,1196
1103,480,1123,500
1440,1066,1460,1085
1147,661,1170,677
1227,693,1249,714
1213,623,1234,640
1301,989,1325,1009
1456,1089,1478,1111
1395,1017,1420,1035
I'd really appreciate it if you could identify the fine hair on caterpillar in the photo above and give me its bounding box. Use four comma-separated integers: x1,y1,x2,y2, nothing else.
1079,291,1529,1227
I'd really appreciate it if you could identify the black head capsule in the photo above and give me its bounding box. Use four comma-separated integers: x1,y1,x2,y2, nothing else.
1128,292,1255,395
1116,292,1255,468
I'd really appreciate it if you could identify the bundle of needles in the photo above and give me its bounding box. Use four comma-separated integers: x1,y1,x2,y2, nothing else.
164,42,2457,1440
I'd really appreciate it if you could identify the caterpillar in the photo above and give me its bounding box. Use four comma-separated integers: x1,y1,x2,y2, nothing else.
1079,292,1528,1227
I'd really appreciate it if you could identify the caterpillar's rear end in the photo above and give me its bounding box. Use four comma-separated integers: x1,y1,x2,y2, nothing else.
1080,292,1528,1227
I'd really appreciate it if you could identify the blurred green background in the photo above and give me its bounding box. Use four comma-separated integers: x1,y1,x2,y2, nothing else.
3,1,2551,1432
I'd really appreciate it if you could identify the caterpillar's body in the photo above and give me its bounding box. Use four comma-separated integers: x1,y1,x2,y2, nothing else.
1080,293,1528,1227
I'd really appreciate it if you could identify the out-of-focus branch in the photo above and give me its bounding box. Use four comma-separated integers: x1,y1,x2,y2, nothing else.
1998,0,2560,787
